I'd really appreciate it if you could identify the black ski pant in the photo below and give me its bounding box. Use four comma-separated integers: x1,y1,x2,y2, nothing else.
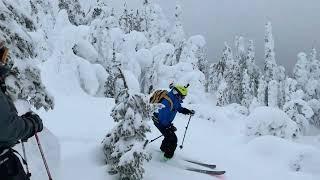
155,124,177,159
0,149,30,180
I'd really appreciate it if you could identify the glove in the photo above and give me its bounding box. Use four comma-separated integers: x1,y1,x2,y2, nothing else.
180,108,195,116
21,112,43,141
167,124,177,132
189,110,195,116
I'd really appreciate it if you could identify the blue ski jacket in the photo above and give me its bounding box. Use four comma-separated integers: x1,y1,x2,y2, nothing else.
154,90,184,128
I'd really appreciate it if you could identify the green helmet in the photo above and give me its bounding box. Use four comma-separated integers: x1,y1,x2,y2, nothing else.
174,84,189,96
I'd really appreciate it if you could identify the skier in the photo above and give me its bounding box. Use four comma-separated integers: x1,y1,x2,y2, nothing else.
0,43,44,180
152,84,195,160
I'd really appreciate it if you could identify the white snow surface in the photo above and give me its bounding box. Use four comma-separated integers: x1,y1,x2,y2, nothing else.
17,5,320,180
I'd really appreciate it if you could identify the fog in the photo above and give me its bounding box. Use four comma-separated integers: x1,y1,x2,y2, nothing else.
110,0,320,72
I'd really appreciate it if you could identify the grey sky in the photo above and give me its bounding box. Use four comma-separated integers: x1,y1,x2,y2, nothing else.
110,0,320,72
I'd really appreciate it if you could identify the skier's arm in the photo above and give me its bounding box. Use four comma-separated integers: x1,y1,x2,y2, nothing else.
158,100,172,126
0,92,43,143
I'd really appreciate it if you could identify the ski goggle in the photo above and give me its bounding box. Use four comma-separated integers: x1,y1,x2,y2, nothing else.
179,95,186,100
173,89,185,100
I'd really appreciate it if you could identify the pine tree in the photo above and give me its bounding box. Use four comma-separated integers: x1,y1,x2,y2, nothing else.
308,99,320,128
89,9,120,64
119,3,131,34
276,66,286,108
268,80,278,107
58,0,86,26
282,78,314,134
283,90,313,134
257,76,267,106
195,44,209,80
223,42,241,104
207,63,224,93
140,60,158,94
133,10,143,32
141,0,169,46
29,0,56,31
235,36,246,70
167,1,186,64
293,52,309,89
241,69,253,108
216,78,229,106
264,22,277,82
246,40,260,97
102,90,153,180
105,47,127,98
0,1,54,110
309,48,320,80
284,78,297,103
86,0,112,23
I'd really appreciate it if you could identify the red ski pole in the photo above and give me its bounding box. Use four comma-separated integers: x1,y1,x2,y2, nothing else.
35,133,53,180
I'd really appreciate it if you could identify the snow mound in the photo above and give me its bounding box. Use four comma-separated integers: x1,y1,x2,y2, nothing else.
247,136,320,175
245,107,300,139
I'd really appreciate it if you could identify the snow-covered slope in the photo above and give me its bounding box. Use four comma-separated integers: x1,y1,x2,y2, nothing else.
9,1,320,180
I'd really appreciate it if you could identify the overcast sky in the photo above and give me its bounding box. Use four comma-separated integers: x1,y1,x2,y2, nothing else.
110,0,320,72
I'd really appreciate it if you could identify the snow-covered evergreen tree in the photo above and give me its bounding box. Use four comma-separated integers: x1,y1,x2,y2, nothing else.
308,99,320,128
246,40,255,68
276,66,286,108
30,0,56,31
179,35,208,75
307,48,320,99
150,43,175,66
207,62,224,93
281,77,314,134
85,0,111,22
216,78,229,106
293,52,309,89
241,69,253,108
264,22,277,82
283,90,313,134
167,1,185,64
284,78,298,103
140,59,158,94
246,107,300,139
308,48,320,80
195,42,209,80
102,90,153,180
105,48,127,98
268,80,278,107
223,42,241,104
118,3,142,34
257,76,267,106
246,40,260,97
235,36,246,71
58,0,86,26
141,0,169,46
0,0,54,110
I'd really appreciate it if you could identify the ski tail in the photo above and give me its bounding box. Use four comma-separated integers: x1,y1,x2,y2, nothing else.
185,167,226,176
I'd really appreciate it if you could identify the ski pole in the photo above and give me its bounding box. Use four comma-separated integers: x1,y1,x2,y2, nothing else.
150,135,163,143
21,141,31,178
179,115,192,149
35,133,53,180
143,135,163,149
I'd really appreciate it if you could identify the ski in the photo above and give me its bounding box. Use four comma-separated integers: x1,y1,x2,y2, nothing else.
184,159,216,169
185,167,225,176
